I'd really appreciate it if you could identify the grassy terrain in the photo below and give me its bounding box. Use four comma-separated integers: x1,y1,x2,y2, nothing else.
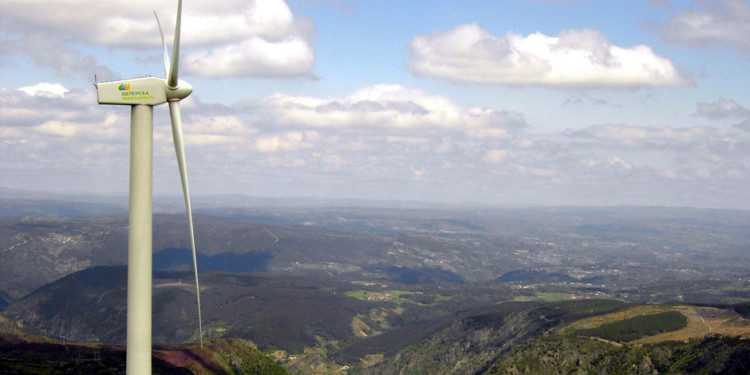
270,340,348,375
487,303,750,374
514,291,585,302
562,304,750,344
637,305,750,343
345,290,425,304
351,307,394,338
576,310,687,341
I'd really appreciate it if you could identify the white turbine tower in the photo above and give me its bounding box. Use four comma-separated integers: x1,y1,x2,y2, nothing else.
95,1,202,374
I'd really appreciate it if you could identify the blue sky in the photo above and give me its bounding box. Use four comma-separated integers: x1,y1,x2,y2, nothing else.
3,0,750,208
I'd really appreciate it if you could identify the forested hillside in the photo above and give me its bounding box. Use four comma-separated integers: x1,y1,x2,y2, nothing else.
488,335,750,375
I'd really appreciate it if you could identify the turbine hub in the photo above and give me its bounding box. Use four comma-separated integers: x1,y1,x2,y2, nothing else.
166,79,193,101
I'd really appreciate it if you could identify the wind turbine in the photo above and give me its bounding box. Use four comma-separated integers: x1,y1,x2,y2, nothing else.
95,1,202,374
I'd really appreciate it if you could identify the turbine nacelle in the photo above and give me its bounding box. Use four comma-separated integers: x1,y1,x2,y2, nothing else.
96,77,192,106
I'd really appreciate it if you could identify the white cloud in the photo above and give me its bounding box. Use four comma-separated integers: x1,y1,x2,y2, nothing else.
467,128,511,139
4,79,750,208
410,167,426,177
581,156,634,171
262,84,526,136
386,136,429,144
1,86,118,131
570,124,714,146
5,33,115,80
18,83,69,98
608,156,633,170
408,23,688,87
483,149,508,164
35,121,78,137
694,168,712,179
182,1,316,77
695,97,750,119
183,35,314,78
264,155,307,168
255,132,310,152
662,168,678,179
515,164,559,178
725,168,744,179
662,0,750,51
184,115,256,145
322,154,346,170
0,86,131,185
0,0,315,78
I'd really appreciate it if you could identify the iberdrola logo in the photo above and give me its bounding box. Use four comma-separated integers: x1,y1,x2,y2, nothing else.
118,82,131,91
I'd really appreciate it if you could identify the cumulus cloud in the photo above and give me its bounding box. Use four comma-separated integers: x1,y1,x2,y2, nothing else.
562,121,750,187
1,86,108,129
570,124,714,146
18,83,69,98
1,87,125,140
183,114,256,146
262,84,526,136
408,23,688,87
4,33,116,80
181,1,316,77
662,0,750,51
695,97,750,119
184,35,314,78
483,149,508,164
255,131,312,152
0,0,315,78
0,85,132,186
581,156,633,171
4,79,750,207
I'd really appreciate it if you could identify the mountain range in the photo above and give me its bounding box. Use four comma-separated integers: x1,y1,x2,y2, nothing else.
2,195,750,374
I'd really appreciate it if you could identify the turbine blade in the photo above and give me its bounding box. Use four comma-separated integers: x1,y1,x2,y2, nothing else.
154,12,170,79
168,100,203,348
167,0,183,88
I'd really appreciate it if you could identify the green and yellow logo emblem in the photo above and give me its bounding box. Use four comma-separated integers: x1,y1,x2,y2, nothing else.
119,82,154,101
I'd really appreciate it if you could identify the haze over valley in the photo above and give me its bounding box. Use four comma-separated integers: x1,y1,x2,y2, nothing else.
2,194,750,373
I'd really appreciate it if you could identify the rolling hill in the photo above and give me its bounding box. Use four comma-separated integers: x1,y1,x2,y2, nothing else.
4,199,750,373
